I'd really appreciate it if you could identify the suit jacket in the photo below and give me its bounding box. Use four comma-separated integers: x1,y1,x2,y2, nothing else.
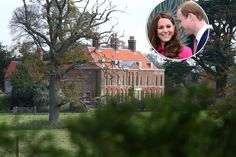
196,29,209,53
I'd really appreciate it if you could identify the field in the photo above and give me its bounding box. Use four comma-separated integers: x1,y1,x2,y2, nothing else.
0,112,83,126
0,112,87,157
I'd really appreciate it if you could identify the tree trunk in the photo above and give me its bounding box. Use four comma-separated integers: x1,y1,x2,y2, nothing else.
49,75,60,125
216,75,227,98
215,65,228,98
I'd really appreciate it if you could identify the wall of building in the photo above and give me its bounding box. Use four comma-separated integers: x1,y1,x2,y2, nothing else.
63,67,164,105
4,79,12,94
100,68,164,99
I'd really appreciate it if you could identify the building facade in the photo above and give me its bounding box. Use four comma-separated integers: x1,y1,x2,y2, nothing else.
5,36,165,106
62,36,165,105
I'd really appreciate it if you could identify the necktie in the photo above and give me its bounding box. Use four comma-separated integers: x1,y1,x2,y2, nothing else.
193,38,198,54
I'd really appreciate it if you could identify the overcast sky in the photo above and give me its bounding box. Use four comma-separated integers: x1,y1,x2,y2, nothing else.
0,0,164,53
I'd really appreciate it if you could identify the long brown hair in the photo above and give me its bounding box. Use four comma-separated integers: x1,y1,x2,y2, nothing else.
148,12,183,58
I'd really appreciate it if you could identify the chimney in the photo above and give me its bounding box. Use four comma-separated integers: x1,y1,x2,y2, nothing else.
36,47,43,60
92,33,100,49
110,33,118,50
128,36,136,52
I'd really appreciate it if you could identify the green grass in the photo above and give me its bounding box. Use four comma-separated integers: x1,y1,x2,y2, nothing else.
0,112,86,128
0,112,90,157
19,129,76,156
0,129,76,157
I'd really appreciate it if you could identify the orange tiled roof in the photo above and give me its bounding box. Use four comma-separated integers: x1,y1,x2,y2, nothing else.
4,61,20,78
5,47,156,79
88,47,157,70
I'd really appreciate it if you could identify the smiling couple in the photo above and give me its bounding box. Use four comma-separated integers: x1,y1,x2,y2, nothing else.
148,1,209,60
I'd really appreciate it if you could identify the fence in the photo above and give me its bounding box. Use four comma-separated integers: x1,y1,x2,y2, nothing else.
12,106,37,114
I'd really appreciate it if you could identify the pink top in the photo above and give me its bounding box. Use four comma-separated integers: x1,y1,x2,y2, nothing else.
156,45,192,60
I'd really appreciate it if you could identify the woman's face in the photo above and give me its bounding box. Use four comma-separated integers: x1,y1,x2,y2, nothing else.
157,18,175,44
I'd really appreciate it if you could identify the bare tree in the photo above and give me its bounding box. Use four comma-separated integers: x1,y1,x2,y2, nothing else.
10,0,121,125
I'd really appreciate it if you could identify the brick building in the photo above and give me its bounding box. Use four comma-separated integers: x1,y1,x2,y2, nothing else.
4,36,165,106
4,61,20,93
62,35,165,105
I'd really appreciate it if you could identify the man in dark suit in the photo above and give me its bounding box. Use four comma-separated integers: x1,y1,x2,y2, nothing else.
177,1,210,55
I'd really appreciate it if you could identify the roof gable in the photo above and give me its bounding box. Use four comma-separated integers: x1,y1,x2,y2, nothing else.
4,61,20,78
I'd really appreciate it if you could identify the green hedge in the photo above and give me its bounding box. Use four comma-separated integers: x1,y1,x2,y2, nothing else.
0,85,236,157
0,94,11,112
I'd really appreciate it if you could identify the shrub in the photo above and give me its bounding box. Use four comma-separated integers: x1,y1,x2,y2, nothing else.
0,94,11,112
67,85,236,157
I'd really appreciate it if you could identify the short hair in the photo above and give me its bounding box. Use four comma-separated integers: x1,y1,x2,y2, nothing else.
178,1,206,21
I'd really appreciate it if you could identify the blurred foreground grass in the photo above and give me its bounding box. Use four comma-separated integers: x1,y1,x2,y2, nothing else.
0,112,89,129
0,112,91,157
0,84,235,157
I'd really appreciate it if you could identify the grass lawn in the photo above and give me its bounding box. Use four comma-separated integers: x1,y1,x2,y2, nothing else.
0,112,90,157
0,112,82,125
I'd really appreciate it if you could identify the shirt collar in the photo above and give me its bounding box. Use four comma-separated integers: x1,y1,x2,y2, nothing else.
156,44,165,55
195,24,209,42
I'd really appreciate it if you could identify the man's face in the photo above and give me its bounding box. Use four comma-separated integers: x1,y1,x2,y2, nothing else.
177,9,193,36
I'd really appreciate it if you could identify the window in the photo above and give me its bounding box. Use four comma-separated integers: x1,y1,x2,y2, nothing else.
147,62,152,69
123,75,125,85
117,75,120,85
131,72,134,85
156,75,158,86
111,76,113,86
136,73,139,86
105,75,108,86
160,75,163,86
105,74,112,86
140,76,142,86
128,72,130,85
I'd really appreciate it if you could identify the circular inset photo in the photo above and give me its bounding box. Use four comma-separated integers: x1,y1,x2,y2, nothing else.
146,0,210,60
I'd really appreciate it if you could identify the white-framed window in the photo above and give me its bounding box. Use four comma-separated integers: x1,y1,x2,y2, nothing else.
136,74,139,86
160,75,163,86
117,75,120,85
156,75,158,86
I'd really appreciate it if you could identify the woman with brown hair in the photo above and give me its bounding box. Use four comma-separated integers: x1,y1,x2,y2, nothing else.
148,11,192,59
